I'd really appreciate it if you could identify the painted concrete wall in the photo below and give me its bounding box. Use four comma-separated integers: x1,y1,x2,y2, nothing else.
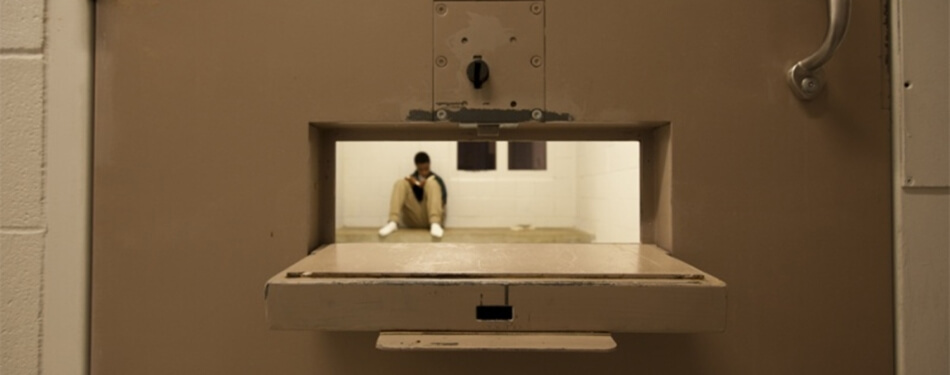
1,1,90,374
0,0,47,374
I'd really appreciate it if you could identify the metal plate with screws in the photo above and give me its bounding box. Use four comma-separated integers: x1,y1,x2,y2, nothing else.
433,1,545,122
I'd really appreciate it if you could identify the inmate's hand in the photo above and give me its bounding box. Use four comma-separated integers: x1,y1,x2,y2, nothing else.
405,176,423,186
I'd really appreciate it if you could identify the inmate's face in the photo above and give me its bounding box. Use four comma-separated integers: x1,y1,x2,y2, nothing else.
416,162,431,178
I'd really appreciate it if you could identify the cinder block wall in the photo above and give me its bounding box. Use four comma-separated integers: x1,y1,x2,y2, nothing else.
0,0,47,374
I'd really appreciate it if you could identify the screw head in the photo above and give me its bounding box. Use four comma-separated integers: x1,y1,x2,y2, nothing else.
531,109,544,121
435,56,447,68
436,109,448,121
435,3,447,15
801,77,819,93
530,2,543,14
530,55,543,67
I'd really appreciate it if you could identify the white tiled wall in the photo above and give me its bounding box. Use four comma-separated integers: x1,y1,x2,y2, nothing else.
336,141,577,228
336,141,640,242
575,142,640,243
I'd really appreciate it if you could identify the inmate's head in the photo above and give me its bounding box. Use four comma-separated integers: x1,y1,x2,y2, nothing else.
414,152,431,177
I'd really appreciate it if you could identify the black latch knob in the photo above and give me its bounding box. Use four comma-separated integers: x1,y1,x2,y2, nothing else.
466,57,490,89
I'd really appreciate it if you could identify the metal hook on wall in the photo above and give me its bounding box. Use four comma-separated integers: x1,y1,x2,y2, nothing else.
787,0,852,100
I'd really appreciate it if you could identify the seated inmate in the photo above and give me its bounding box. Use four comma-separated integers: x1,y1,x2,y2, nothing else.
378,152,448,238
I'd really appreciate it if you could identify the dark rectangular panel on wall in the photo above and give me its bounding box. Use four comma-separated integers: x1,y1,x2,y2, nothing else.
457,141,497,171
508,141,546,170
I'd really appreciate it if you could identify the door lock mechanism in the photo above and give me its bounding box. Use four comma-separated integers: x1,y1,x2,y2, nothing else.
466,56,490,89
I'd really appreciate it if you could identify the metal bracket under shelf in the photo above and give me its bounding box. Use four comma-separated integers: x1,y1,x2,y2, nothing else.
376,331,617,352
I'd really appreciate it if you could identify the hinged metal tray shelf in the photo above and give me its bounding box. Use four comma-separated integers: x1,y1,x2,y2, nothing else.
265,243,726,334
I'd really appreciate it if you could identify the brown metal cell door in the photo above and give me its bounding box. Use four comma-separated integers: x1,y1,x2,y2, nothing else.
92,1,892,375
